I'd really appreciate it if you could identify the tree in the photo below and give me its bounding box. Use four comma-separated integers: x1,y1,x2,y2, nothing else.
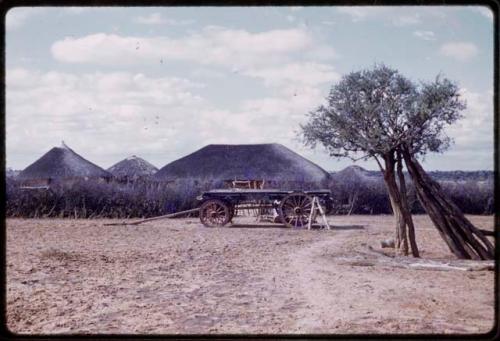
301,65,419,256
301,64,493,260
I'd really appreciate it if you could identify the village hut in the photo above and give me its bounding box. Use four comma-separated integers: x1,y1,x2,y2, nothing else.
330,165,381,183
154,143,330,188
107,155,158,182
18,142,111,187
6,167,20,179
329,165,383,214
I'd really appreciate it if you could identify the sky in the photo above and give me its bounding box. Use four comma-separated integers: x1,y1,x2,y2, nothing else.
5,6,495,172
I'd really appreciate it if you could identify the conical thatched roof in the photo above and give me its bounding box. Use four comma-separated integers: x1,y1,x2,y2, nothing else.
154,143,330,183
18,144,111,180
107,155,158,177
6,167,20,178
331,165,381,181
329,166,382,190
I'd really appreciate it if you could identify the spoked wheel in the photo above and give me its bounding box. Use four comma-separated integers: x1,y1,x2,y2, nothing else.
278,192,316,228
200,199,231,227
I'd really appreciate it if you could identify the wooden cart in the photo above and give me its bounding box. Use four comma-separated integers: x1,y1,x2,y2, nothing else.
197,189,332,228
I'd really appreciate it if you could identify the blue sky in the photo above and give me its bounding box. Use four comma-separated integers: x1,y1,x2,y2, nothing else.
6,6,494,171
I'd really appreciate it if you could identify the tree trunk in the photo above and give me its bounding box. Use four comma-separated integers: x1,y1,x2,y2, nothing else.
382,154,409,256
396,151,420,258
401,146,494,260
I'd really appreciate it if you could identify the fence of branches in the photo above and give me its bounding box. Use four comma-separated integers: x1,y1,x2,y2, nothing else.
5,176,493,218
6,179,202,218
328,177,493,215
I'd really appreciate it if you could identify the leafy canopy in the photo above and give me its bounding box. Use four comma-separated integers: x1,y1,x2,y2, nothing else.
301,64,466,160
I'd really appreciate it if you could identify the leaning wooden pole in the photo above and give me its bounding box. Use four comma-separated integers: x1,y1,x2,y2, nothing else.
382,154,408,255
401,146,494,260
103,208,200,226
396,151,420,258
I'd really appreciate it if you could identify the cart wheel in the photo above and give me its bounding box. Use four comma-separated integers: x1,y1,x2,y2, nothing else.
200,199,231,227
278,192,315,228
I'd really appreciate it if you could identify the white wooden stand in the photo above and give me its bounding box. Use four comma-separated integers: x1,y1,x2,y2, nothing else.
307,196,331,230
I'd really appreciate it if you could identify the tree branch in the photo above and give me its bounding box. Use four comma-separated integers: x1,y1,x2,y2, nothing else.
373,155,385,172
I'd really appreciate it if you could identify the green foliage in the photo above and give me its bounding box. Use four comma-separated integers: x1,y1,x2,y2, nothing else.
301,64,466,160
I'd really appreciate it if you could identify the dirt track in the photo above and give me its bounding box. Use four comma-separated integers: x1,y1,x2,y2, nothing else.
6,215,495,334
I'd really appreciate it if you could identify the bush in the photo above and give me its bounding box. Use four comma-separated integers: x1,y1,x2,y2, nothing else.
6,179,204,218
5,175,493,218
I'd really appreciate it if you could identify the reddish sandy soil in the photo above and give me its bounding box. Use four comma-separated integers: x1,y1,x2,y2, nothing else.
6,215,496,335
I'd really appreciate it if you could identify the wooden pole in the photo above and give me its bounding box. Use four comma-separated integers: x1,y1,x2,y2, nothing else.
317,198,331,230
401,146,494,260
103,208,200,226
307,197,316,230
307,197,331,230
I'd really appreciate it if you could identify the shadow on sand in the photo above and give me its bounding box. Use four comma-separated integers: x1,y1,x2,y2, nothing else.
228,223,288,229
227,223,365,230
329,224,365,230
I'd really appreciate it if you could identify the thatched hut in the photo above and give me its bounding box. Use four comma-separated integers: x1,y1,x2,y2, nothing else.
330,165,381,183
107,155,158,182
6,168,20,179
154,143,330,188
18,143,111,187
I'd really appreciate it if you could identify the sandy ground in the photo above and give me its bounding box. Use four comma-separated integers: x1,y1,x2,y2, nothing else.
6,215,496,335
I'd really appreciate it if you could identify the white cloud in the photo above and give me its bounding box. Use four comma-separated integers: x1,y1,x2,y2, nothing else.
226,86,493,172
321,20,336,26
243,62,340,88
134,13,165,25
337,7,361,21
191,81,333,155
413,30,436,41
242,86,325,118
51,28,313,68
6,67,332,169
63,7,93,15
337,7,380,21
165,18,194,26
337,7,450,28
190,68,227,79
197,85,327,147
445,88,493,163
439,42,479,62
134,12,194,26
306,45,337,60
337,7,421,27
6,68,207,167
6,7,45,31
392,14,421,26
